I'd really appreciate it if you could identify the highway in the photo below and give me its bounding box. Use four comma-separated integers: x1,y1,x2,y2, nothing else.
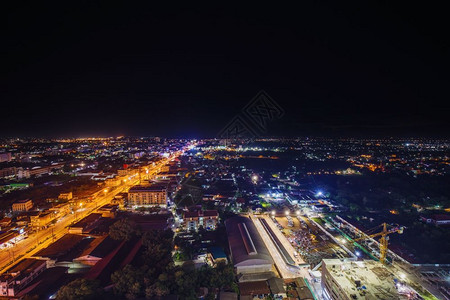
0,153,180,273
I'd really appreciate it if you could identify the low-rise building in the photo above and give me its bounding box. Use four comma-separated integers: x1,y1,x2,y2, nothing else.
17,163,64,179
12,199,33,212
58,192,73,201
105,177,121,187
0,166,17,178
420,214,450,226
0,152,12,163
0,258,46,297
0,217,12,229
207,246,227,265
30,211,57,230
68,213,102,234
184,210,219,231
97,204,118,218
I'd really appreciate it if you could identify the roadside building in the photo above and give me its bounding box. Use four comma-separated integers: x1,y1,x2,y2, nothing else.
128,184,168,207
0,217,12,229
12,199,33,212
58,192,73,201
68,213,102,234
97,204,118,218
105,177,121,187
0,231,20,249
184,210,219,231
49,203,71,218
0,258,46,297
30,211,57,230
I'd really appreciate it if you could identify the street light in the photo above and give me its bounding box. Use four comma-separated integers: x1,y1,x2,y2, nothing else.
285,210,290,216
251,175,258,184
271,210,276,216
103,189,108,193
296,210,301,216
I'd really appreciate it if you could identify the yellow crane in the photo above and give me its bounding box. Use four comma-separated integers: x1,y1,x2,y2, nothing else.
353,222,404,264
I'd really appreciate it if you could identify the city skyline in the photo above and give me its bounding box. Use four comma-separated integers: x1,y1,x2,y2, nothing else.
2,3,449,299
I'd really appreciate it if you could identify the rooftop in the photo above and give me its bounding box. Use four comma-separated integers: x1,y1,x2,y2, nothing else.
323,259,402,299
35,234,85,259
225,216,273,268
129,184,167,192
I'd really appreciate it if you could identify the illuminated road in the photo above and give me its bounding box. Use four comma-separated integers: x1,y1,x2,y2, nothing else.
250,214,305,279
0,152,181,273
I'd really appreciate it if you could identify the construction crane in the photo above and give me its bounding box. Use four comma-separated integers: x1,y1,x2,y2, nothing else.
353,222,404,265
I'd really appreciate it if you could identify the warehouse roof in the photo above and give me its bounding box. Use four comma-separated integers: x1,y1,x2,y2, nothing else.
225,216,272,268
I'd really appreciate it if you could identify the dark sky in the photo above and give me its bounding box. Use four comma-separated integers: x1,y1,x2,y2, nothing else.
2,2,449,138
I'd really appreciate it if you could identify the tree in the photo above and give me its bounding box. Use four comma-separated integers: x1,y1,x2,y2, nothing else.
56,278,101,300
111,264,144,299
109,218,140,241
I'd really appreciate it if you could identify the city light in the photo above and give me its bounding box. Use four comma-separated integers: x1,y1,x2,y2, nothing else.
285,210,290,216
271,210,276,216
103,189,108,193
316,191,323,197
355,251,361,257
296,210,301,216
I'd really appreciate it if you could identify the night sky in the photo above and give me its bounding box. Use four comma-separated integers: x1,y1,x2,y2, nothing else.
2,2,449,138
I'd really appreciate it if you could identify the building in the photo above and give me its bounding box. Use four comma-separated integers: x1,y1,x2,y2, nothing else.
97,204,118,218
58,192,73,201
207,246,228,265
184,210,219,231
105,177,121,187
128,184,168,207
30,211,57,230
0,167,17,178
0,218,12,229
17,163,64,179
0,152,12,163
420,214,450,226
0,231,22,249
225,216,274,282
321,259,404,300
48,203,71,218
0,258,46,297
68,213,102,234
12,199,33,212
